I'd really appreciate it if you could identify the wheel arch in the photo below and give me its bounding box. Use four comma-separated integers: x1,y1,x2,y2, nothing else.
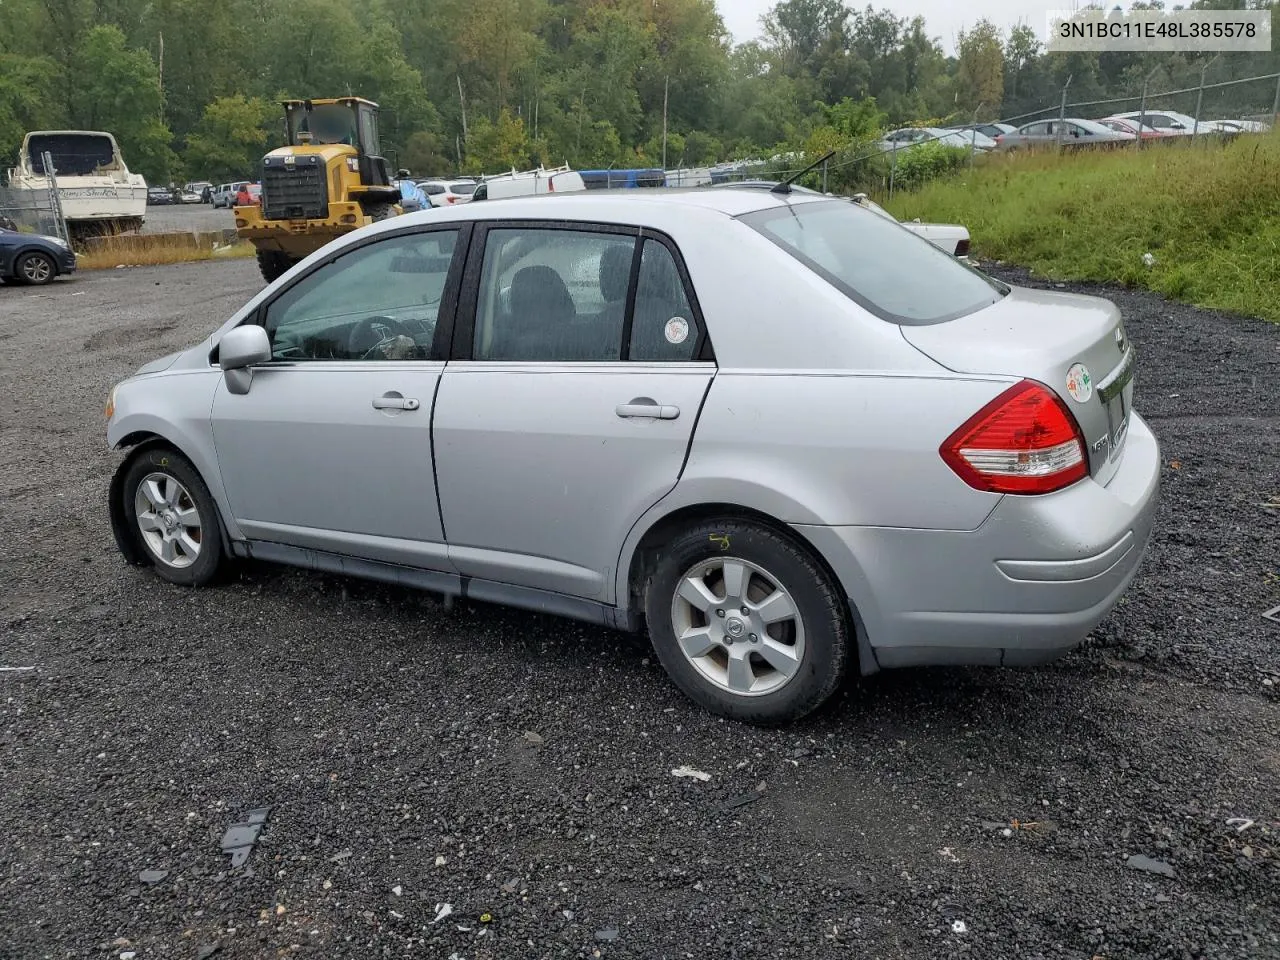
109,430,235,563
620,501,878,675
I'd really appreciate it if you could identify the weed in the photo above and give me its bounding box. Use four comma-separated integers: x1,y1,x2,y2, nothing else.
886,133,1280,322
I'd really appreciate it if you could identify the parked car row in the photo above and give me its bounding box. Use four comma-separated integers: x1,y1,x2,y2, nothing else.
878,110,1270,156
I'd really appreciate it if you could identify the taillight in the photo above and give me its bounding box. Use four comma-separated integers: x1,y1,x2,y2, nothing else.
940,380,1088,495
446,195,457,203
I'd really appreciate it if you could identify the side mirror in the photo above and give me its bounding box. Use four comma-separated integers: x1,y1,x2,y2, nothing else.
219,325,272,395
1171,122,1185,130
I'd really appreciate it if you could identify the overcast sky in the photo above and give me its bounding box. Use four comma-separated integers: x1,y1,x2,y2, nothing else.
718,0,1058,55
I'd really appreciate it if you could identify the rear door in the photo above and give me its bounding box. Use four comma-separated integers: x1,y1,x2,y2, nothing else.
433,221,716,602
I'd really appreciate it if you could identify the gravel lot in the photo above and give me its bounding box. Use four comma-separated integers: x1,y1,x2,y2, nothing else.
1,259,1277,960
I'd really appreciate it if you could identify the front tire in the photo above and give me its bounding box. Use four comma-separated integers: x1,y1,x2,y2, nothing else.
120,447,224,586
15,251,56,285
644,519,851,725
256,249,295,284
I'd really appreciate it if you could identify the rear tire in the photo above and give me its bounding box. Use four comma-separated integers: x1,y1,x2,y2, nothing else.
256,249,295,284
643,519,851,725
15,251,56,285
120,447,225,587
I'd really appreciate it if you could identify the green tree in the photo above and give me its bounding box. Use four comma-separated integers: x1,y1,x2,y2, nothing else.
68,25,176,181
955,19,1004,115
184,95,277,182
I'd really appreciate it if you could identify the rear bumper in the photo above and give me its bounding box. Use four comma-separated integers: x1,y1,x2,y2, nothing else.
797,411,1161,670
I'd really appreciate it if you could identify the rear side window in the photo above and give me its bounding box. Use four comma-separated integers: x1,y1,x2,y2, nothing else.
740,200,1005,326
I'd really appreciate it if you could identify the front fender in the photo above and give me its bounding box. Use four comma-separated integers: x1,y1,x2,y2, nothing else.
107,370,243,543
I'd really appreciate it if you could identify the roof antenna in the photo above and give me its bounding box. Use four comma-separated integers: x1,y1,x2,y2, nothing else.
771,150,836,195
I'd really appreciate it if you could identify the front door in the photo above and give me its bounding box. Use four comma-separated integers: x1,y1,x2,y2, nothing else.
210,226,465,570
434,224,716,602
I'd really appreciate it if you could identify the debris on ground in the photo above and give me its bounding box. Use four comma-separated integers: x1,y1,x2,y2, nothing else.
595,927,620,941
138,869,168,884
328,849,352,863
219,806,271,869
1126,854,1176,878
671,765,711,782
195,943,221,960
431,903,454,924
521,730,545,745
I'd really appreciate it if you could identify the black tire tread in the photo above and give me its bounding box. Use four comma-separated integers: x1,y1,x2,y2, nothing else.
120,446,225,587
644,518,850,726
15,251,56,285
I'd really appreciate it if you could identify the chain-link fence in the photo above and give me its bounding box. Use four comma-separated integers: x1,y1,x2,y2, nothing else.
0,151,69,241
697,70,1280,202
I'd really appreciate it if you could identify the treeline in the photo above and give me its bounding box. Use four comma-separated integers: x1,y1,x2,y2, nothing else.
1,0,1278,185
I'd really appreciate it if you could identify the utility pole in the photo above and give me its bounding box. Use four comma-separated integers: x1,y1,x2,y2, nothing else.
662,75,670,170
457,76,468,145
157,32,165,126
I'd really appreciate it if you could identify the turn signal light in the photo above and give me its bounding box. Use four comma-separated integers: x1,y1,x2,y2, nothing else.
940,380,1087,495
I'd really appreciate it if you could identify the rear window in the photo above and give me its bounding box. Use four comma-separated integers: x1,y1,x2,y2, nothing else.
739,199,1005,325
448,182,476,195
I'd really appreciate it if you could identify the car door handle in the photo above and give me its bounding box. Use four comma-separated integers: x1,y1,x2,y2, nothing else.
373,394,420,411
616,400,680,420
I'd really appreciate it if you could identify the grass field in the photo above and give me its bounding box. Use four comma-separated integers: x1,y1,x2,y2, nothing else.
887,133,1280,322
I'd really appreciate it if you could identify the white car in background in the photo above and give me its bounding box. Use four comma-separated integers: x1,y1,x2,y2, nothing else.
875,127,996,153
850,193,972,259
1107,110,1211,136
419,179,478,207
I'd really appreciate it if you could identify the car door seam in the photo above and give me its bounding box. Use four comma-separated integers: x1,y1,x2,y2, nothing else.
428,369,450,543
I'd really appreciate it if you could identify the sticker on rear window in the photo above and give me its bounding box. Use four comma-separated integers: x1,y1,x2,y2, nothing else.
665,317,690,345
1066,363,1093,403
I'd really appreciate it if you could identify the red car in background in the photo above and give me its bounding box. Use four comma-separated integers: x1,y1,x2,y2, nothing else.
1097,117,1169,140
234,183,262,206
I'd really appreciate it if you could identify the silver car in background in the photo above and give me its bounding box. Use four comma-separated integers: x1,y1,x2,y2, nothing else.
105,189,1159,724
996,118,1136,150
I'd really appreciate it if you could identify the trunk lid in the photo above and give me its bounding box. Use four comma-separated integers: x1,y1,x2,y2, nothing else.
902,284,1135,485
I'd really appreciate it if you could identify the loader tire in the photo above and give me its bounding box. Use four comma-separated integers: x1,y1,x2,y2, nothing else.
256,250,295,284
364,202,396,222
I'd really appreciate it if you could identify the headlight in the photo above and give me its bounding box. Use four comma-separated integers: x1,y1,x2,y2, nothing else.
105,384,118,420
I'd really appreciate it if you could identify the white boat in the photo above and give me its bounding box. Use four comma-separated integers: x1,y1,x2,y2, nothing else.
6,130,147,236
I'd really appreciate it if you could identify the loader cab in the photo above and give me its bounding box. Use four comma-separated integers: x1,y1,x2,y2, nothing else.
282,98,393,188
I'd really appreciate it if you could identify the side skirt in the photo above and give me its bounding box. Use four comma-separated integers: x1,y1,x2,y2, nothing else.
235,539,641,632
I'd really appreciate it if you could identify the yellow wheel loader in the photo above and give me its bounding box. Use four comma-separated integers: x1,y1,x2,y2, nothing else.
235,97,404,283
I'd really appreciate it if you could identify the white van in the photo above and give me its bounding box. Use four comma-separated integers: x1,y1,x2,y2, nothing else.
471,166,586,202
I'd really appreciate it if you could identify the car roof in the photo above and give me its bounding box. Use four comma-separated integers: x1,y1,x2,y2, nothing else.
372,186,832,230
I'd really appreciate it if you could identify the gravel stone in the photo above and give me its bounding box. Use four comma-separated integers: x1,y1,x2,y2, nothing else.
0,259,1277,958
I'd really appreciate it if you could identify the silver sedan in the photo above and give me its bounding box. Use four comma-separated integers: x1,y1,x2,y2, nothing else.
105,188,1159,724
997,118,1136,150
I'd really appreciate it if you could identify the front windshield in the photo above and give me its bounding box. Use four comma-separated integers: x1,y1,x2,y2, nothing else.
294,104,358,146
740,199,1005,325
26,134,118,175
